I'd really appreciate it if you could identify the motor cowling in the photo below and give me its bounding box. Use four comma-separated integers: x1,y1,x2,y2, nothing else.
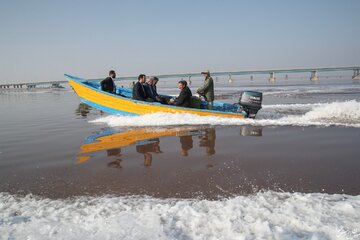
238,91,263,118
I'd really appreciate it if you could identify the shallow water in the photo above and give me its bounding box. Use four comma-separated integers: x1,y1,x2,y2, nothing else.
0,77,360,239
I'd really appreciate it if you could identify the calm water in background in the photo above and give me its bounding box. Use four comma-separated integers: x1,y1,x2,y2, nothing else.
1,77,360,239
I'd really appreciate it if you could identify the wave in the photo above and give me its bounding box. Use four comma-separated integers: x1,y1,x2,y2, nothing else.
215,85,360,98
90,100,360,128
262,85,360,97
0,191,359,240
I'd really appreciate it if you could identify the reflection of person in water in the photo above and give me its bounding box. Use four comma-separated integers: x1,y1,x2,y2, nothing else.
75,103,92,117
136,138,162,166
199,128,216,155
107,158,122,169
179,135,193,156
106,148,122,169
143,153,152,167
106,148,121,157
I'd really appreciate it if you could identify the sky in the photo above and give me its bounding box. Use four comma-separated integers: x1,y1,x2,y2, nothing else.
0,0,360,83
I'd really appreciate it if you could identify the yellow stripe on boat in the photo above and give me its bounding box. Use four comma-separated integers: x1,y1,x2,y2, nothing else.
67,79,245,118
79,128,178,154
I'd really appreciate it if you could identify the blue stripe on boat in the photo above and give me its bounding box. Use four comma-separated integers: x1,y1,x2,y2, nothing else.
80,98,139,116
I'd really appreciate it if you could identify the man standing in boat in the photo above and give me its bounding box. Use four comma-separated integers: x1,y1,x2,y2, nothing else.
100,70,116,93
197,70,214,109
133,74,148,101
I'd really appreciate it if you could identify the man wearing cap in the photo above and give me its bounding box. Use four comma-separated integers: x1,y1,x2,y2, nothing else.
197,70,214,109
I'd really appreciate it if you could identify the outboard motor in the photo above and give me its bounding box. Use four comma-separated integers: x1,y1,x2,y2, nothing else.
238,91,262,118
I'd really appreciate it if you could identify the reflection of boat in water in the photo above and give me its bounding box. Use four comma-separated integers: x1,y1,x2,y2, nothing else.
77,125,263,165
77,127,198,163
65,74,263,118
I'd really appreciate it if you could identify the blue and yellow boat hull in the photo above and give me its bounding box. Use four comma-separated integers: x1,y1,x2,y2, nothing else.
65,74,247,118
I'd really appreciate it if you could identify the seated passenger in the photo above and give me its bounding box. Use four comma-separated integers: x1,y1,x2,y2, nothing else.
143,77,156,101
132,74,147,101
101,70,116,93
170,80,192,107
150,77,167,104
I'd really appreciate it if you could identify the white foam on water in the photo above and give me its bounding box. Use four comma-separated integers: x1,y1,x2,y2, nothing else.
213,85,360,98
0,192,359,240
90,100,360,128
262,85,360,97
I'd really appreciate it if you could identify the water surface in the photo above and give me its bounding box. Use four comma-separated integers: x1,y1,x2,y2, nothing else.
1,77,360,239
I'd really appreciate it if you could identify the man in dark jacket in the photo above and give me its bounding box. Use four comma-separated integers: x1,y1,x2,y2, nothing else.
143,77,156,101
172,80,192,107
132,74,147,101
101,70,116,93
146,76,167,104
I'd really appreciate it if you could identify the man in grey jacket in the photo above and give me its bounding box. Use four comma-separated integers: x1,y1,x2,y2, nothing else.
197,70,214,109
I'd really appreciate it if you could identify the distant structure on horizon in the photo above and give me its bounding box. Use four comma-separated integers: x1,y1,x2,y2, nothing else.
0,66,359,89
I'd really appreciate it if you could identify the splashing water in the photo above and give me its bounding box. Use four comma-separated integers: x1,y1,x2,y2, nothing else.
90,100,360,128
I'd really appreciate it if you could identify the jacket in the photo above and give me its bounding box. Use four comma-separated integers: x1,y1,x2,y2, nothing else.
100,77,115,93
143,82,156,100
175,86,192,107
133,81,147,101
197,76,214,102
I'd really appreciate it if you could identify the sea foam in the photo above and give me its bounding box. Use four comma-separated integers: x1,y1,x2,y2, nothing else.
0,191,359,240
90,100,360,128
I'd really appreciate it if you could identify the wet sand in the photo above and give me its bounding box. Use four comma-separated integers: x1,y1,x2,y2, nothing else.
1,125,359,199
